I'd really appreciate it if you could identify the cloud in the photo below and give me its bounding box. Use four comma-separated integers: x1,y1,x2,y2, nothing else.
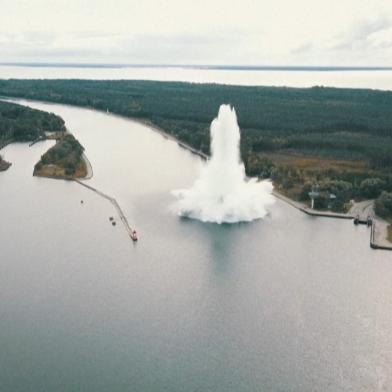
117,31,248,64
1,0,392,65
291,43,314,55
330,17,392,51
0,29,252,64
367,27,392,49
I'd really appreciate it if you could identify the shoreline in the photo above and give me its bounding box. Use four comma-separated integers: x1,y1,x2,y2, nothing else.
32,131,93,181
3,96,391,250
33,154,91,180
81,153,93,179
139,112,391,250
0,139,14,172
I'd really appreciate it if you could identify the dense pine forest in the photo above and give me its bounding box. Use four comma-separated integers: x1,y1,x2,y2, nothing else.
0,99,65,141
0,79,391,214
0,99,66,171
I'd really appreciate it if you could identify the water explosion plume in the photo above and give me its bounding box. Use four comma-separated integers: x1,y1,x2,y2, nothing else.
173,104,274,223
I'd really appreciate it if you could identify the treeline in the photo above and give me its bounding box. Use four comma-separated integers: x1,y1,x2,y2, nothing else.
375,192,392,220
1,79,392,212
0,99,65,142
34,134,84,176
0,79,391,167
259,155,392,212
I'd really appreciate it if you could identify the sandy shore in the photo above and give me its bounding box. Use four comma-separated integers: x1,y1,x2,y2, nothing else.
81,153,93,179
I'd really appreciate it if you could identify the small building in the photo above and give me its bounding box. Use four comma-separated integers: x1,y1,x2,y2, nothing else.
308,188,320,209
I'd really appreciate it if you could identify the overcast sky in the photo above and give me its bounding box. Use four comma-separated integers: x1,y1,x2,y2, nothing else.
1,0,392,65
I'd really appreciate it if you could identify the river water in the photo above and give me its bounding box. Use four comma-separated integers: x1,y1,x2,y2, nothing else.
1,100,392,391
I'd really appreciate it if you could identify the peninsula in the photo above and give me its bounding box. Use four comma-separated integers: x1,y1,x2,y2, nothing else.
0,99,87,179
33,133,87,179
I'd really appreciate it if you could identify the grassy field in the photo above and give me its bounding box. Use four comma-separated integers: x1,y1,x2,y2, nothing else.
262,152,369,171
34,159,87,179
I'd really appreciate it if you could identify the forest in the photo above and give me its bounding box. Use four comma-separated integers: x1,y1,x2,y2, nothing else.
34,133,85,178
0,99,65,141
0,99,66,171
1,79,392,212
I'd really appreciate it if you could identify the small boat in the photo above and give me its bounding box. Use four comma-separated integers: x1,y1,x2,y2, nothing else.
112,221,116,226
109,217,114,221
130,230,138,241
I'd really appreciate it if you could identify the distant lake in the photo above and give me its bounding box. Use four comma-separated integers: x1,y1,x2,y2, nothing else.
1,64,392,90
1,99,392,391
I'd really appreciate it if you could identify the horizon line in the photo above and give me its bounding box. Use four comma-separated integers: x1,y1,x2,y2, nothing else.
1,62,392,71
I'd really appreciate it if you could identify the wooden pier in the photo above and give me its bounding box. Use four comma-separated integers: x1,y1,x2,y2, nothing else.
73,179,136,240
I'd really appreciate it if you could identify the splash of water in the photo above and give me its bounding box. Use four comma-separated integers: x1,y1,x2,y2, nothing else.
172,104,274,223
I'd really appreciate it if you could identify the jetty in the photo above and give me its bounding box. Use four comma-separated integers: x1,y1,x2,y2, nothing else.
29,136,46,147
273,190,351,219
272,190,392,251
73,179,137,241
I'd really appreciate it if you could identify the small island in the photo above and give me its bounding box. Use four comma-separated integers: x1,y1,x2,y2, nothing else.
0,155,11,171
34,133,87,179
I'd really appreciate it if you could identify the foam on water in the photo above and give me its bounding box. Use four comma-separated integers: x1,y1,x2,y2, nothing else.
173,104,274,223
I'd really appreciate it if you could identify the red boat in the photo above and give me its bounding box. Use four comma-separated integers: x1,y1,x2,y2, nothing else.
130,230,138,241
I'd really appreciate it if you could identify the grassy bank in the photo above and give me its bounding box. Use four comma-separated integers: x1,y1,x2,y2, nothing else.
387,225,392,243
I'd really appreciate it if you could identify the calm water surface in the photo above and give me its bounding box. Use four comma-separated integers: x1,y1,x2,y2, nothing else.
1,65,392,90
1,100,392,391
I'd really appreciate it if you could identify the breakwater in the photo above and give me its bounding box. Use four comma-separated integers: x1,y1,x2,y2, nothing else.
74,179,136,240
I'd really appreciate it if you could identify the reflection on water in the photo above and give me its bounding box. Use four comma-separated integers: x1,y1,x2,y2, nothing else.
1,100,392,391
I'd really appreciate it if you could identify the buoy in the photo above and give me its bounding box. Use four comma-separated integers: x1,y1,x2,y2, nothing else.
81,200,84,204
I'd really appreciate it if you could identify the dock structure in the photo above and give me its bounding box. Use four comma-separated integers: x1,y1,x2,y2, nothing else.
272,190,353,219
302,208,353,220
272,190,391,251
370,220,392,251
73,179,136,240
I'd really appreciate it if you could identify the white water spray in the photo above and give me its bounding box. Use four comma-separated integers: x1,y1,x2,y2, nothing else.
173,104,274,223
